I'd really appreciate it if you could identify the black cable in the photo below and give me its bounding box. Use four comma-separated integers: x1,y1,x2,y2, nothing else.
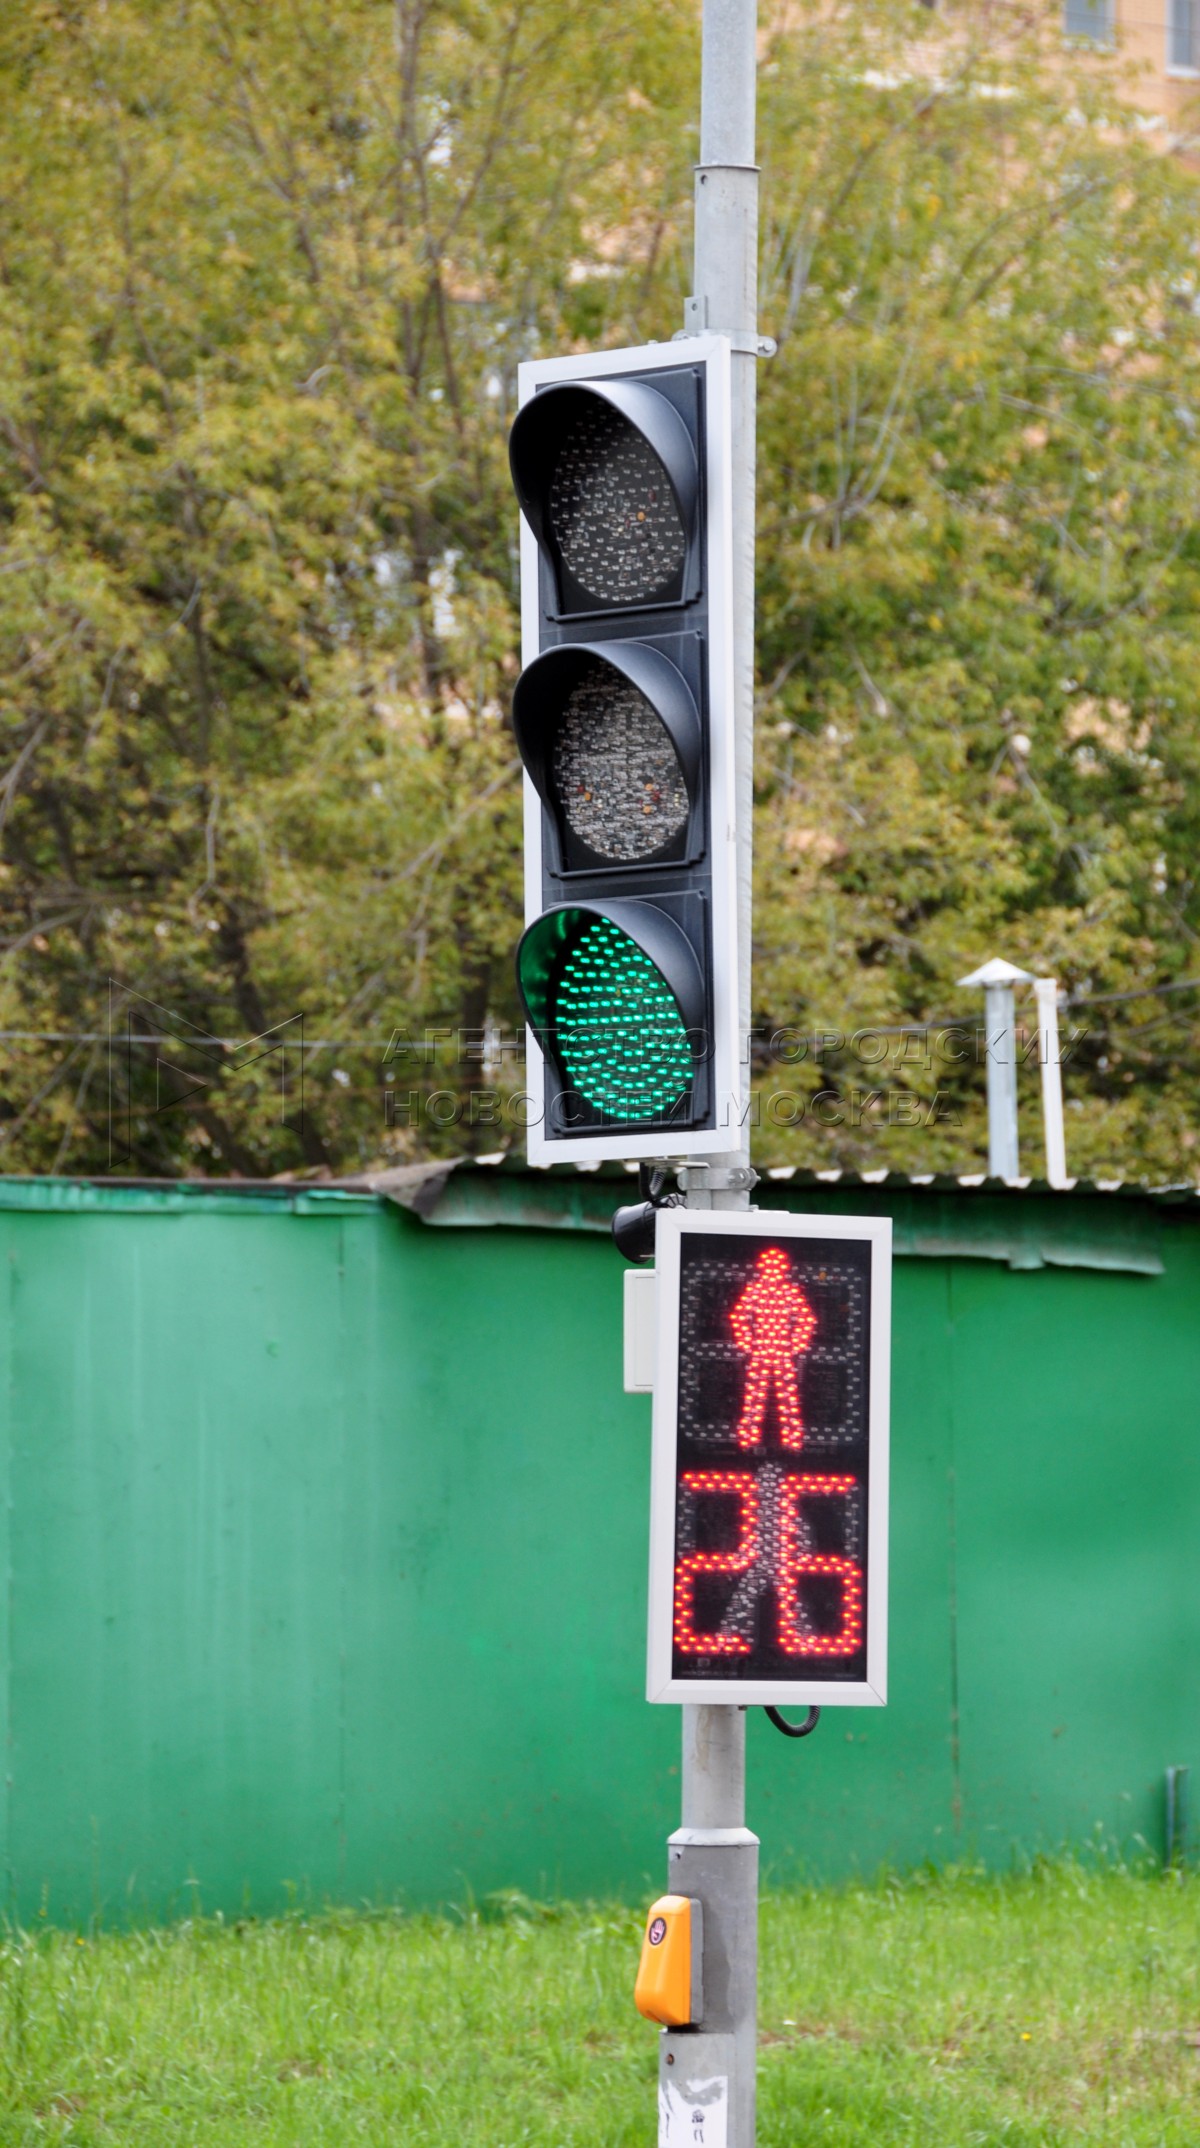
764,1704,821,1740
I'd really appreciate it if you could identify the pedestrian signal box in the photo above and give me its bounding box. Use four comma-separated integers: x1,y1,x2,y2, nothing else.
646,1211,891,1707
509,339,741,1165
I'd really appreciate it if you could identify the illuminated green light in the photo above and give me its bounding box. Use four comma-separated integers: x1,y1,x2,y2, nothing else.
554,917,693,1121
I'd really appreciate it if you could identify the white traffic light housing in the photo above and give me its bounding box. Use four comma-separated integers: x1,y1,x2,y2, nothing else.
511,340,741,1163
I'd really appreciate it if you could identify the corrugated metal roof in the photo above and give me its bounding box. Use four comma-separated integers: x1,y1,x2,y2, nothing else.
334,1154,1200,1208
1,1160,1196,1208
760,1163,1200,1205
341,1156,1180,1274
3,1158,1196,1205
0,1161,1189,1273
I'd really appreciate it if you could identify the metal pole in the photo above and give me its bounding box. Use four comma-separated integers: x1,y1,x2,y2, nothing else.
686,0,760,1200
662,1708,759,2144
663,6,761,2145
983,980,1019,1181
957,959,1032,1184
1033,977,1068,1188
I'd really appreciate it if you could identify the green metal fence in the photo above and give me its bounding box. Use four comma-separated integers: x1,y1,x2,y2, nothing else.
1,1171,1196,1924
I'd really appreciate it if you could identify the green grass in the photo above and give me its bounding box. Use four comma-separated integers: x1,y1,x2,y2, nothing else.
2,1865,1200,2144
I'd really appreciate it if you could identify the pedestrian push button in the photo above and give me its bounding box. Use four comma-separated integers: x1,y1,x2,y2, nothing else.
634,1894,703,2027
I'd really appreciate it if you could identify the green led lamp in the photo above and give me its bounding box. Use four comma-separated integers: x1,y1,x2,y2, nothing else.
516,902,707,1130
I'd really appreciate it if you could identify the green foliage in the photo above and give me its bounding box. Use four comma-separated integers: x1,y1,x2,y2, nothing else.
752,4,1200,1174
2,0,1200,1177
3,1868,1200,2143
0,0,696,1174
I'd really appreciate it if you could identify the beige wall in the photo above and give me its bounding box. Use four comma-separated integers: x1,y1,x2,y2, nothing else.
772,2,1200,148
1115,0,1200,127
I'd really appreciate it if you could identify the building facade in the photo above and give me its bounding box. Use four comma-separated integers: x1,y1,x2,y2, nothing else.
1066,0,1199,130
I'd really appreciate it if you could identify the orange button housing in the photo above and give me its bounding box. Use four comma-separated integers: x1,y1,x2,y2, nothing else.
634,1893,700,2026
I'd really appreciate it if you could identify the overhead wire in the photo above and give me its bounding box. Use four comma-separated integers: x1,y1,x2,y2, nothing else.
0,976,1197,1058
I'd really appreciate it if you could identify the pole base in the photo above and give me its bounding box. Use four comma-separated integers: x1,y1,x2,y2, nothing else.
666,1836,757,2145
659,2029,734,2147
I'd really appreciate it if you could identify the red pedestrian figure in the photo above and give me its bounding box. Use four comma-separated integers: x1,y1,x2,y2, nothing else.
729,1246,817,1450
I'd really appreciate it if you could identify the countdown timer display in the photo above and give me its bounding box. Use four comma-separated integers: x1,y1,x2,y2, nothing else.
647,1210,891,1707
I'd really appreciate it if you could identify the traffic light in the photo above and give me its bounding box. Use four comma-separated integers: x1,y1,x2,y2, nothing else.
509,340,742,1164
646,1210,892,1707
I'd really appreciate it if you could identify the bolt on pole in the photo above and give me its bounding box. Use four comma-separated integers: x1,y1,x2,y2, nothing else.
666,4,762,2145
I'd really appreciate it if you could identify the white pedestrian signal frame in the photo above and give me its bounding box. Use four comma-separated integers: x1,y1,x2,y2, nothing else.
647,1210,891,1707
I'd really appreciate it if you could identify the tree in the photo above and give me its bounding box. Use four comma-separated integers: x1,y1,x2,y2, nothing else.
3,0,1200,1183
750,1,1200,1176
0,0,696,1173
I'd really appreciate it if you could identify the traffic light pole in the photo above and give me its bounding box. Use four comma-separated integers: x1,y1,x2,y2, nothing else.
668,4,762,2145
686,0,761,1150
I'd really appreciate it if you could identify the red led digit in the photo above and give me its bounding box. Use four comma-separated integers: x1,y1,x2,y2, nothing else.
777,1474,863,1658
674,1471,759,1656
729,1247,818,1451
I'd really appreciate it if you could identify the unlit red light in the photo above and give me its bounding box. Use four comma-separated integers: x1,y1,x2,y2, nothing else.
548,404,685,607
552,663,688,863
